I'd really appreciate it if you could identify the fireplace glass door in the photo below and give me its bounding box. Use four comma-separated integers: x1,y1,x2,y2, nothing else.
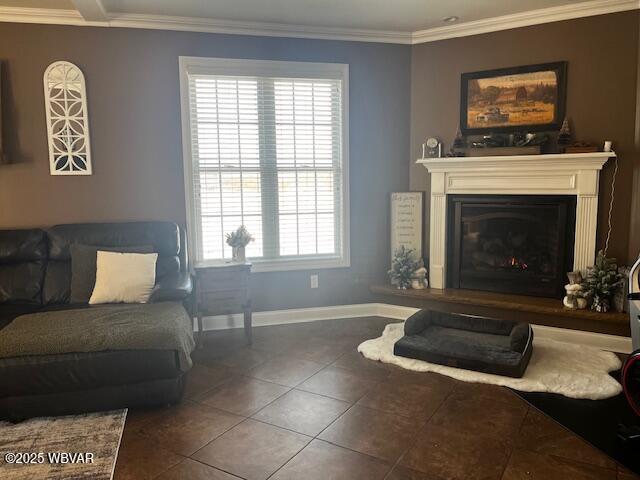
447,195,576,298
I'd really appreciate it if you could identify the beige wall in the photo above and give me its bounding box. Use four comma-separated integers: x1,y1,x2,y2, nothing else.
410,11,640,264
1,11,639,314
0,22,411,310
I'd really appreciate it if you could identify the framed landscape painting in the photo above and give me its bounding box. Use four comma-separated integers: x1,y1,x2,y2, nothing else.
460,62,567,134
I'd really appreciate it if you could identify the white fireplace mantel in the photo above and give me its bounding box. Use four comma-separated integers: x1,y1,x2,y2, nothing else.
417,152,615,289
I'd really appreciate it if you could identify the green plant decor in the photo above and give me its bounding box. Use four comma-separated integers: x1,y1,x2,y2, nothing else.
225,225,254,248
388,246,420,290
581,250,623,313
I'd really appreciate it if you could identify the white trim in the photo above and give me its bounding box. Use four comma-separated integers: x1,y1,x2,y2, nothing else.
417,151,615,172
194,256,351,273
111,13,412,44
418,152,615,289
0,6,109,27
179,56,350,272
71,0,108,22
181,56,349,79
200,303,377,330
1,0,638,45
250,256,351,273
196,302,633,353
0,6,411,44
531,324,632,355
178,57,198,271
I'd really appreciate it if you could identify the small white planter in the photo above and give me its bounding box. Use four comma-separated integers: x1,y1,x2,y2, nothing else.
232,246,246,263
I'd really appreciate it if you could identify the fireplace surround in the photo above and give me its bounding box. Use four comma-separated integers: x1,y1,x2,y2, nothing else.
417,152,614,293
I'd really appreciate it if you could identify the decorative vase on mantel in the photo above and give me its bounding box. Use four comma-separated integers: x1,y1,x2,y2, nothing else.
232,246,246,263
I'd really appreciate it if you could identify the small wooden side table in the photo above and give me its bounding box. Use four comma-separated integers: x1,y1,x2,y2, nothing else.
194,262,252,347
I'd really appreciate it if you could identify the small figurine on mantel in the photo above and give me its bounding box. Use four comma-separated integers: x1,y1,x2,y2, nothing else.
563,271,587,310
447,127,466,157
558,117,572,149
514,132,549,147
453,127,465,149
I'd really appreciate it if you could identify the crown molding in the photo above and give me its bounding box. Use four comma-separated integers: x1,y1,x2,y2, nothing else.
0,0,638,45
0,6,411,44
0,6,108,27
107,12,412,44
411,0,640,44
71,0,108,22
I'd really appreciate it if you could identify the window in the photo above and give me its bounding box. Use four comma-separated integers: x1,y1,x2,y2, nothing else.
180,57,349,272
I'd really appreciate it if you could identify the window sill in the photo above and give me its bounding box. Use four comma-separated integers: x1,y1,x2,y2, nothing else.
194,257,350,273
251,257,350,273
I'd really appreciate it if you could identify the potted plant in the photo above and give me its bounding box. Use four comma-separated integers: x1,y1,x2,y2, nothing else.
226,226,254,263
581,250,623,313
388,246,421,290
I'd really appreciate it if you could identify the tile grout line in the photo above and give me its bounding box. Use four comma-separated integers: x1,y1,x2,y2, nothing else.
263,381,394,478
496,405,530,480
188,456,252,480
382,380,458,479
518,398,622,472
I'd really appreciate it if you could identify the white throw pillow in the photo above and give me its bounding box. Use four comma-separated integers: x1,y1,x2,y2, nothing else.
89,251,158,305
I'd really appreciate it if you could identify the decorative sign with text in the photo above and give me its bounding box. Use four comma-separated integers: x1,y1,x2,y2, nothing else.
390,192,424,262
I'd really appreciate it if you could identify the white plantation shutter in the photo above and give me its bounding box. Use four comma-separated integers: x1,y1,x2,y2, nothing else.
180,58,349,271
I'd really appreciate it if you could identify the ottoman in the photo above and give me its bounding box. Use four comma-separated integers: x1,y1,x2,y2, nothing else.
394,309,534,378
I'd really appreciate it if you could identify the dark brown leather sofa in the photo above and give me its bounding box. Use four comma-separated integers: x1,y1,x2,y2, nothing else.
0,222,194,421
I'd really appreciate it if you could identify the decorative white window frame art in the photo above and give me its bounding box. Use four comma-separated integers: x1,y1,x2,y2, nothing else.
44,61,92,175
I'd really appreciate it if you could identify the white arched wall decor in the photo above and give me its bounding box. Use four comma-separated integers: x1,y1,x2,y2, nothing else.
43,61,92,175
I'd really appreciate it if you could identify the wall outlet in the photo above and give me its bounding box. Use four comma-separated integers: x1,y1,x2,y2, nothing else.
310,274,319,289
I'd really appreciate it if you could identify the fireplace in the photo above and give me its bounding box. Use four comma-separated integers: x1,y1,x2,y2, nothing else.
446,195,576,298
417,152,613,291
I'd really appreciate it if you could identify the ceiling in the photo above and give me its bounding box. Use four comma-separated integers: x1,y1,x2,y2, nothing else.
0,0,637,43
99,0,586,32
0,0,74,8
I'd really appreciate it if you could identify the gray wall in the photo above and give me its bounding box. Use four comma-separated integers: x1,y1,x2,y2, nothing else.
0,23,412,310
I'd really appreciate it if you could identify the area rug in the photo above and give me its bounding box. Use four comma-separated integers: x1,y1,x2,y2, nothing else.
0,409,126,480
358,323,622,400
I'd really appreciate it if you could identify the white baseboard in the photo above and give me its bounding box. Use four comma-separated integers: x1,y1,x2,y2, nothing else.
199,303,379,331
530,324,632,354
198,302,633,353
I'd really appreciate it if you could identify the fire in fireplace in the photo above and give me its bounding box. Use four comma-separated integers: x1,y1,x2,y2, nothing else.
447,195,576,298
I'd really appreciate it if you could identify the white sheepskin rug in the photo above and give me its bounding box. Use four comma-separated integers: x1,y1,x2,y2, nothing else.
358,323,623,400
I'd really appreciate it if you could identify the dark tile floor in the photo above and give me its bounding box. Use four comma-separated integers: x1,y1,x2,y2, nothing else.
114,316,637,480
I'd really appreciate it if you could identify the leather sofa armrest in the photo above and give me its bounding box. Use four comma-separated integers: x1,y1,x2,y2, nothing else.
150,272,193,303
404,309,432,335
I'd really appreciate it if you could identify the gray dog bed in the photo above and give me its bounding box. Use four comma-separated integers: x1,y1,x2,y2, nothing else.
393,310,534,378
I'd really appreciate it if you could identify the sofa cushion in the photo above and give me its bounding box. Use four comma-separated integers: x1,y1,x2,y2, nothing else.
44,222,183,304
0,302,195,371
0,304,41,331
0,262,47,305
89,251,158,304
48,222,179,260
70,244,153,304
0,229,47,305
43,261,72,305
